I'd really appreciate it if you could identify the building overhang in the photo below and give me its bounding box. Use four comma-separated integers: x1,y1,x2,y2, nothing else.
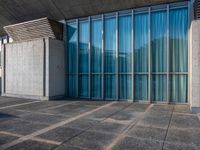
0,0,186,36
4,18,63,42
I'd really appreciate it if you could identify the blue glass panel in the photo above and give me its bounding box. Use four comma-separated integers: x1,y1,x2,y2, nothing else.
134,13,149,72
104,17,116,73
91,75,101,98
119,75,132,99
91,19,102,73
67,22,77,73
134,75,148,101
104,75,116,99
169,8,188,72
79,75,89,97
151,75,167,101
68,75,77,97
169,75,187,103
79,21,89,73
151,11,167,72
119,15,132,73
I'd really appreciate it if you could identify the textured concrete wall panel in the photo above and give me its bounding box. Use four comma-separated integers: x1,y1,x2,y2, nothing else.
190,20,200,111
5,39,44,96
48,39,65,97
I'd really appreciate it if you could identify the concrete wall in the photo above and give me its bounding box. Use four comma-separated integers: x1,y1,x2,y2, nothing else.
190,20,200,112
2,39,44,98
1,38,65,100
48,39,65,98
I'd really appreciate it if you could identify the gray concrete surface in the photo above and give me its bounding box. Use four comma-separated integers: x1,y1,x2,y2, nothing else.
190,19,200,113
1,38,65,100
2,39,44,97
0,97,199,150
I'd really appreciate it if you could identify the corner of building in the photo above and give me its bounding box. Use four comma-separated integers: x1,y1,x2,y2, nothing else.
190,19,200,112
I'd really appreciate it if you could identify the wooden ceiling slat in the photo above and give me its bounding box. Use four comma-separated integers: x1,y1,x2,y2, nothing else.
4,18,62,41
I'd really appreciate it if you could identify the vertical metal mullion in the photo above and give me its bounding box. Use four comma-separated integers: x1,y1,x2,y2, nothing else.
116,12,119,100
88,17,91,99
167,5,169,103
76,19,79,98
187,1,191,104
3,44,6,94
64,22,68,97
102,14,104,100
132,10,135,102
148,7,151,102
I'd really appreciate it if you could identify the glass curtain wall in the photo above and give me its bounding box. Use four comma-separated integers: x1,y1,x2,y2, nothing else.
151,10,167,102
91,18,102,98
119,14,132,99
66,2,189,103
66,22,77,97
104,16,117,99
79,20,89,97
169,8,188,103
134,12,149,101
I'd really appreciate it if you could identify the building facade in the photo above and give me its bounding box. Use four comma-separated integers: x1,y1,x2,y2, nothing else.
66,2,189,103
0,0,200,112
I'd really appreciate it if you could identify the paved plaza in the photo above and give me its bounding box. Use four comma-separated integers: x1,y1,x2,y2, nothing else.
0,97,199,150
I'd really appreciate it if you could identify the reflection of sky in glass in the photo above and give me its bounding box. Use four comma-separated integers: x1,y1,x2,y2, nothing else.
66,5,188,102
119,15,132,73
151,11,167,72
91,19,102,50
170,8,188,39
67,23,77,43
134,13,149,72
91,19,102,73
79,20,89,73
134,13,148,50
104,17,116,73
67,22,77,74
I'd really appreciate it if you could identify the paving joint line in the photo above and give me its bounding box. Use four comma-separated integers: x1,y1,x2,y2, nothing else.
105,104,153,150
0,131,61,145
161,105,175,150
51,102,135,150
102,103,133,122
69,103,101,108
173,111,196,116
0,101,41,110
0,102,116,150
16,109,70,118
44,101,79,111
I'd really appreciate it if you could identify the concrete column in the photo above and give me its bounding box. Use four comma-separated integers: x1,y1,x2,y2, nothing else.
1,44,5,95
190,20,200,113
